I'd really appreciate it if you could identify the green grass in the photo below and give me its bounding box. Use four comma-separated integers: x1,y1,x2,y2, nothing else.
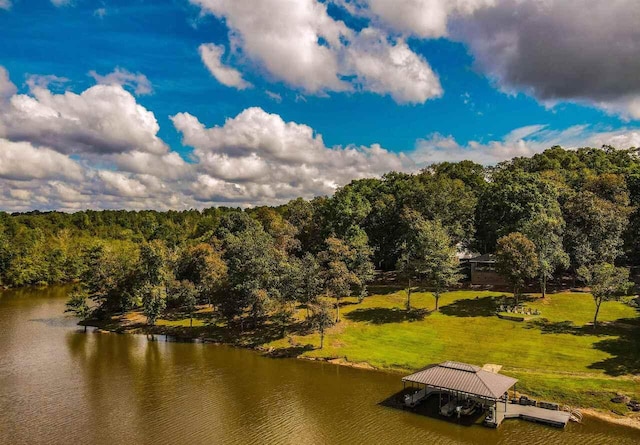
132,288,640,414
156,318,206,327
270,289,640,413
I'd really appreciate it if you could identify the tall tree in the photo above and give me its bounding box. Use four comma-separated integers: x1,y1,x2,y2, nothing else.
475,170,560,252
318,237,359,322
398,210,461,311
563,191,630,273
310,300,334,349
495,233,539,304
78,242,139,316
65,286,92,332
298,253,322,318
325,182,374,238
578,263,632,329
141,284,167,326
221,223,283,325
420,221,462,312
169,280,198,327
522,211,569,298
176,243,227,307
272,255,305,337
250,207,300,253
343,226,375,302
137,240,172,325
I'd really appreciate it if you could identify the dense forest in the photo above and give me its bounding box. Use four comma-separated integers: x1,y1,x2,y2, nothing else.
1,146,638,330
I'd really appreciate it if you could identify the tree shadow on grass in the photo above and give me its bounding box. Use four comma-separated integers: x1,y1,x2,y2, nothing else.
439,296,498,318
345,307,430,324
367,284,405,295
588,333,640,376
338,300,360,308
213,319,310,348
526,314,640,377
525,319,578,335
139,316,312,349
527,317,640,338
160,310,212,322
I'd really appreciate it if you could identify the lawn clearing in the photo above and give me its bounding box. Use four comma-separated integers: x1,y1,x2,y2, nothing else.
131,288,640,413
269,289,640,412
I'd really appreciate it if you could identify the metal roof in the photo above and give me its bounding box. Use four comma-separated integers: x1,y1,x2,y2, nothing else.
402,361,517,400
468,253,496,263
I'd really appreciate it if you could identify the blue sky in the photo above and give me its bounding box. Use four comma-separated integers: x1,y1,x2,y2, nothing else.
1,0,639,211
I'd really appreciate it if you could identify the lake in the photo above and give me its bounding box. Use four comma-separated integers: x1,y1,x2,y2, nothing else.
0,286,638,444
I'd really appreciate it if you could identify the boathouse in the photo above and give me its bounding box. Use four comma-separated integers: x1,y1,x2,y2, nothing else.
402,361,572,428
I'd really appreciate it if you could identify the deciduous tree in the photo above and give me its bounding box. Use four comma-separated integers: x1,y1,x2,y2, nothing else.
141,284,167,326
523,211,569,298
563,191,630,272
310,300,334,349
578,263,631,329
319,237,359,322
65,286,92,332
297,253,322,318
495,233,538,304
398,209,461,311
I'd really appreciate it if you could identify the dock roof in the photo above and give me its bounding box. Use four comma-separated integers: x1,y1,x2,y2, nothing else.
402,361,517,400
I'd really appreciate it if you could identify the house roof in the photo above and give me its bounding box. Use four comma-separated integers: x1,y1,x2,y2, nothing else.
456,248,481,260
402,361,517,400
468,253,496,263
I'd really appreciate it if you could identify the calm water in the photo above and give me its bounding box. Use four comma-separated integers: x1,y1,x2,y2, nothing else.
0,286,638,445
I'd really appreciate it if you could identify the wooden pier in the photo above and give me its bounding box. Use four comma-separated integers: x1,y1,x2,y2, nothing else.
489,402,571,428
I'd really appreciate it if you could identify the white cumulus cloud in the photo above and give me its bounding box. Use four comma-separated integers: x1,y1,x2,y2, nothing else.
0,66,415,210
189,0,442,104
0,81,167,155
343,27,442,103
413,124,640,165
172,106,413,201
89,67,153,96
198,43,252,90
0,66,16,100
0,138,84,182
2,62,640,212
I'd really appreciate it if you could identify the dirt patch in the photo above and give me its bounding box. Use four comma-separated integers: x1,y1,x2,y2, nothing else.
581,409,640,430
327,357,376,370
482,363,503,373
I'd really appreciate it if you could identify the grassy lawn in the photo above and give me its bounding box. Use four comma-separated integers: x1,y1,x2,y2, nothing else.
119,288,640,413
267,289,640,413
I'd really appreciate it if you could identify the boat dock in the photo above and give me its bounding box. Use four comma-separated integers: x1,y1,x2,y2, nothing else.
491,402,571,428
401,361,576,429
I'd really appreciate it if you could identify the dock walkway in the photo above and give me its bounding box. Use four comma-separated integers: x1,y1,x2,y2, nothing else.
492,403,571,428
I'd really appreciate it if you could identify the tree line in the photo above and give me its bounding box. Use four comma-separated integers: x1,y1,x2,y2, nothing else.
2,145,638,331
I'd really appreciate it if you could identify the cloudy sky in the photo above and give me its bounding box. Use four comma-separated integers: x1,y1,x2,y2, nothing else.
1,0,640,211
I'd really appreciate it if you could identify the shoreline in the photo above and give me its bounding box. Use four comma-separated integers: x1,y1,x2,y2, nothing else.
86,320,640,430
